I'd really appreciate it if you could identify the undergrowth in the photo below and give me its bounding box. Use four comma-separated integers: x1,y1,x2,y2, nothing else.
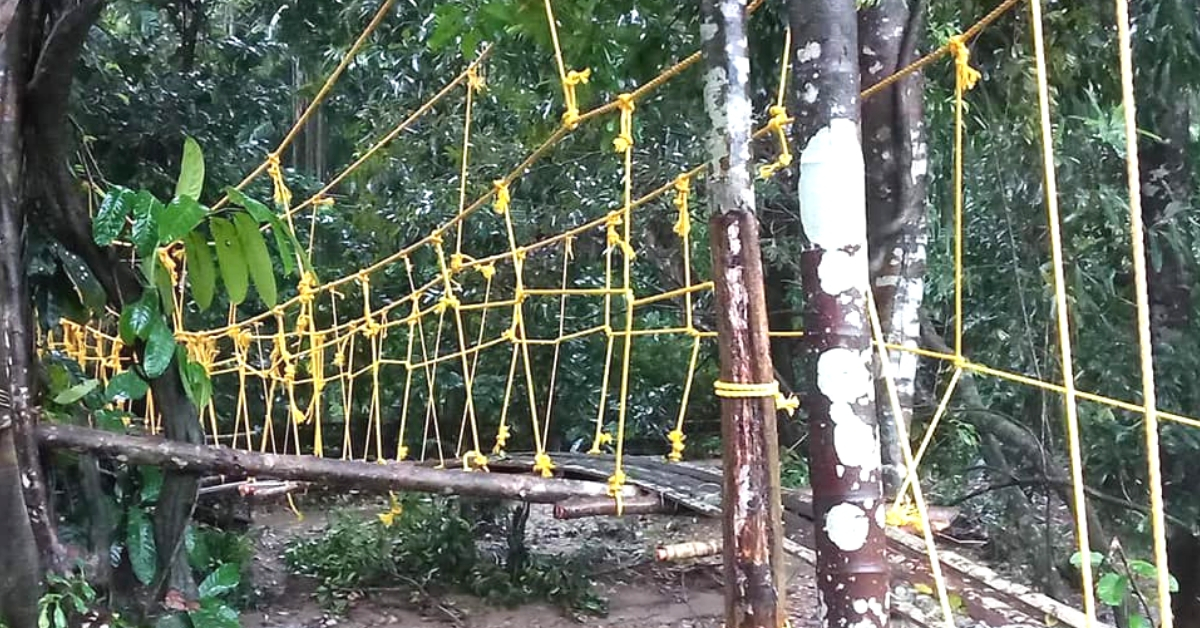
283,495,607,617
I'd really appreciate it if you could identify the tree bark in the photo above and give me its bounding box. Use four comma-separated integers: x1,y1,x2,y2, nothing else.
859,0,929,499
22,0,207,604
790,0,890,626
37,422,642,502
0,0,67,582
701,1,787,626
0,428,41,628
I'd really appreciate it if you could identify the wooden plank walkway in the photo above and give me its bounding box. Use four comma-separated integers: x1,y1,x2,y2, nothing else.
489,452,1103,628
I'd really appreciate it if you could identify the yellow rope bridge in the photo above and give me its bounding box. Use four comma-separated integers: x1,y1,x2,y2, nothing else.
42,1,1186,626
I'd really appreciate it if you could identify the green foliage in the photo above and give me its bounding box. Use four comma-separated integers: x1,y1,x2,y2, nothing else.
284,496,606,616
1070,551,1179,627
37,570,100,628
232,211,277,306
126,505,158,585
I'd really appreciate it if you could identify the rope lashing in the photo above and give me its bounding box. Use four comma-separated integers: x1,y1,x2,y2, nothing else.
612,93,636,153
713,380,800,416
672,175,691,237
266,152,293,209
666,428,686,462
758,105,793,179
532,452,556,478
493,179,510,214
561,68,591,129
948,35,981,91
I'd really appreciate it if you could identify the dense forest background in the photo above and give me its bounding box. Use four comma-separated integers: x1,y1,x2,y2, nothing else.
0,0,1197,625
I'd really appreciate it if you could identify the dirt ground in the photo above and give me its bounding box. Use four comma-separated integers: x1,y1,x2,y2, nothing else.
237,493,822,628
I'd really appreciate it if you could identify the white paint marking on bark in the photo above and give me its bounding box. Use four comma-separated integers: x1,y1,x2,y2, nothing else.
802,83,819,103
816,347,870,405
817,247,864,295
799,119,866,252
797,41,821,63
703,66,729,172
700,21,718,42
825,502,869,551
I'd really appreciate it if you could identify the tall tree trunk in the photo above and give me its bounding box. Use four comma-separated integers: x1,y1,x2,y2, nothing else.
859,0,929,499
790,0,890,626
1,0,67,581
21,0,204,605
0,428,41,628
701,1,787,626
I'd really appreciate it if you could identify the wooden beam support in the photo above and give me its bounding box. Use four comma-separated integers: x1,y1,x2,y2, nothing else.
553,494,669,519
37,423,637,503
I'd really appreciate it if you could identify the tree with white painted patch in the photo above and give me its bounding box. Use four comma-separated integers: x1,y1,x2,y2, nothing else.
790,0,890,626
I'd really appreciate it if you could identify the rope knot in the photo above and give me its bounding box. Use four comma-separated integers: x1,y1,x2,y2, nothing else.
493,179,511,214
312,194,335,208
478,263,496,280
492,424,511,454
666,428,686,462
466,65,486,92
434,294,460,313
713,380,801,416
561,68,591,130
948,35,981,91
673,175,692,237
532,452,556,478
613,93,636,153
297,271,318,303
266,152,293,209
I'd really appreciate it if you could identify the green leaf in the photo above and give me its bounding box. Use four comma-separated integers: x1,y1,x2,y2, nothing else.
209,217,247,305
155,257,176,319
189,600,240,628
127,506,158,586
94,408,132,432
1128,559,1157,579
197,563,241,599
176,136,205,200
233,212,276,306
1096,572,1128,606
138,466,163,505
266,214,298,276
156,195,208,245
56,246,107,314
38,606,49,628
52,379,99,405
53,606,66,628
180,353,212,408
106,371,149,402
131,191,162,257
184,231,217,311
1069,551,1104,568
1129,615,1149,628
428,5,466,50
94,186,134,246
143,318,177,378
223,186,272,223
119,294,159,343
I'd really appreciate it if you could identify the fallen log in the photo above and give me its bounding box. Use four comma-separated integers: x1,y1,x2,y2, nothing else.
553,494,670,519
37,424,637,503
656,539,722,561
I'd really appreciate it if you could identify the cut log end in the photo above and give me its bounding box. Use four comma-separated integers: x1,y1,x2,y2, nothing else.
656,539,722,562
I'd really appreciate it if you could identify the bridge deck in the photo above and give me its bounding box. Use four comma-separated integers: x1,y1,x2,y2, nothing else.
489,452,1100,628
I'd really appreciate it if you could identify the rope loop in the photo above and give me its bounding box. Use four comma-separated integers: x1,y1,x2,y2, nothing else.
561,68,591,129
612,93,636,153
493,179,511,214
266,152,293,209
713,380,800,416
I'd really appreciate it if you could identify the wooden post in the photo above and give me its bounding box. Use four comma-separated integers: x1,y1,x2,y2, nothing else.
790,0,891,626
701,1,787,626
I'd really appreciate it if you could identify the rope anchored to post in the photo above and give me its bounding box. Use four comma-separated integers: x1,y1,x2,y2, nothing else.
713,380,800,416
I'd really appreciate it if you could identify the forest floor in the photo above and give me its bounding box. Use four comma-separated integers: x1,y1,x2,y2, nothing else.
236,493,822,628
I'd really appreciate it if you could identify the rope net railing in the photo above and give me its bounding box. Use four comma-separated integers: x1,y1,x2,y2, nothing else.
40,0,1187,625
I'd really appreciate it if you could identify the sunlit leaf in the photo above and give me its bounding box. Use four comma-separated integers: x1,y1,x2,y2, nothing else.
233,211,276,306
176,136,205,200
209,217,247,305
184,231,216,311
94,186,135,246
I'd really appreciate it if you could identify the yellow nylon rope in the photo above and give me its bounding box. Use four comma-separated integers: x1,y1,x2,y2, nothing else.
1028,0,1098,622
1113,0,1172,621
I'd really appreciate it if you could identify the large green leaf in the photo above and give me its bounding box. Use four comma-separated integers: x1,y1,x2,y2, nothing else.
176,136,205,200
143,318,176,378
209,217,247,305
156,195,207,245
119,294,159,343
131,191,163,257
189,600,239,628
1096,572,1129,606
54,247,106,313
183,231,216,311
233,212,276,306
267,214,299,276
154,257,176,320
179,349,213,408
94,186,134,246
222,186,272,223
52,379,99,405
197,563,241,599
127,506,158,586
106,370,149,402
